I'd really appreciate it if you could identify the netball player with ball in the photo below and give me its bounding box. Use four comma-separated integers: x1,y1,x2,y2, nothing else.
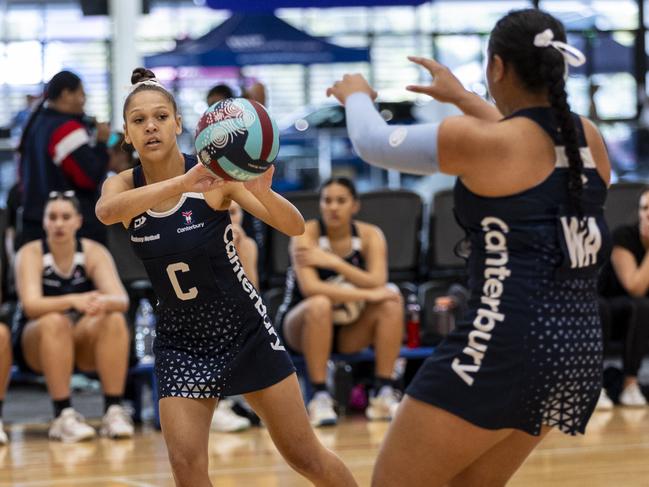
276,177,403,427
96,67,357,487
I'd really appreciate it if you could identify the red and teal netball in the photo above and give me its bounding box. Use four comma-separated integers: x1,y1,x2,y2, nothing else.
195,98,280,181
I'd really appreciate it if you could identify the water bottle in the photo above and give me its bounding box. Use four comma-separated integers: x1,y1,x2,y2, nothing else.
134,298,156,364
406,293,421,349
332,361,353,417
432,296,456,337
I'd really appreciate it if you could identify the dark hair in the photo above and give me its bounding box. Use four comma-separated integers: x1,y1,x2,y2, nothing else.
489,9,584,216
207,84,235,104
18,70,82,155
123,67,177,121
108,132,138,169
46,190,81,213
319,177,358,200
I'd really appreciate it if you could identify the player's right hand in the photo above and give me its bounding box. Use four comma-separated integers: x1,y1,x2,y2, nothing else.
70,291,101,314
406,56,468,105
365,286,401,303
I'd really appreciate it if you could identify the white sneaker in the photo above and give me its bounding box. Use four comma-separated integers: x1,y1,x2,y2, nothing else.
307,391,338,427
595,388,614,411
211,400,251,433
366,386,401,421
0,420,8,445
49,408,96,443
100,405,134,439
619,383,648,407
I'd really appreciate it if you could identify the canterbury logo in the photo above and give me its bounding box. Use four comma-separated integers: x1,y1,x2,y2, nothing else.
560,216,602,269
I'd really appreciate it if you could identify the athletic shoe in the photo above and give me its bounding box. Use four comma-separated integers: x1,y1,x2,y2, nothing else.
0,420,7,445
231,400,261,427
307,391,338,427
595,388,614,411
619,383,648,407
100,405,134,439
211,400,251,433
49,408,96,443
366,386,401,421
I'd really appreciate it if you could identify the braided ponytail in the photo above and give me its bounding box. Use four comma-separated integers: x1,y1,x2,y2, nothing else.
539,49,585,218
489,9,585,217
17,98,46,156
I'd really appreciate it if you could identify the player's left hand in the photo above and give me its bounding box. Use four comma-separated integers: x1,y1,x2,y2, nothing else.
326,74,378,105
85,293,108,316
244,164,274,194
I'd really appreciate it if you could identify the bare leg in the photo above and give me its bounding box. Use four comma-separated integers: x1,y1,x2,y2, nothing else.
74,312,129,395
244,374,358,487
159,397,217,487
22,313,74,400
372,396,513,487
449,426,551,486
283,295,334,384
0,325,11,401
337,295,403,378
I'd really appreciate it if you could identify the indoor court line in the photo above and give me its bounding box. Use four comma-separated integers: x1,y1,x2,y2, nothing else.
8,459,377,486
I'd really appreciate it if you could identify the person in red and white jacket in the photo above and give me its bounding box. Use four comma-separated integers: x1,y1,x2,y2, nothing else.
17,70,110,247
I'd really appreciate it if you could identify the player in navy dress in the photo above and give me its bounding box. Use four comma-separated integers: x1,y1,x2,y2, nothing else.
328,9,611,487
96,68,357,487
14,192,132,442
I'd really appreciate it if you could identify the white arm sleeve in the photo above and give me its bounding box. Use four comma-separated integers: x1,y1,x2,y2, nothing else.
344,92,439,175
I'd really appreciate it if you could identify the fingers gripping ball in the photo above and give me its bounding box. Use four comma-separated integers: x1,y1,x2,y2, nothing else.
195,98,279,181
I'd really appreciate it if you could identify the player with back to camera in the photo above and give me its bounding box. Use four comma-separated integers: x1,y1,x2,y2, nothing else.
328,9,611,487
276,176,404,427
96,67,357,487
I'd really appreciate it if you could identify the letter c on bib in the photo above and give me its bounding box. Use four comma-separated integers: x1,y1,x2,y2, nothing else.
166,262,198,300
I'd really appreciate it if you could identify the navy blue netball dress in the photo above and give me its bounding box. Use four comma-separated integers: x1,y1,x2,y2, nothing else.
407,107,610,436
128,155,294,400
275,219,366,351
12,238,95,372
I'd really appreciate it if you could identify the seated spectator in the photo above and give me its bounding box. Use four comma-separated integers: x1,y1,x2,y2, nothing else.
0,317,9,445
107,132,138,175
210,201,259,433
598,187,649,408
276,177,403,427
13,192,133,442
206,84,235,106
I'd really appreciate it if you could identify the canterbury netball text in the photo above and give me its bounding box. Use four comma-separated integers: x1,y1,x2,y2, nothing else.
223,224,285,351
452,217,511,386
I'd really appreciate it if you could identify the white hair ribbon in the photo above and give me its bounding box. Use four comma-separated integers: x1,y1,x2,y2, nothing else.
533,28,586,68
128,78,170,94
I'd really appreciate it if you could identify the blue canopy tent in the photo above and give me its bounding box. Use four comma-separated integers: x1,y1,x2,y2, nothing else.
144,13,370,68
205,0,428,9
570,34,636,75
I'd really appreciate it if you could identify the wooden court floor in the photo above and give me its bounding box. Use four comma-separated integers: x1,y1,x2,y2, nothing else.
1,408,648,486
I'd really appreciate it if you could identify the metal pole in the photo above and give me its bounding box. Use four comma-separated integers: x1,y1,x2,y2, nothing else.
109,0,143,128
635,0,646,118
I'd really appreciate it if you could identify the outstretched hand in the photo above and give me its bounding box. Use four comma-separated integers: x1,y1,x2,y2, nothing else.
244,164,275,194
326,73,378,105
184,162,225,193
406,56,468,104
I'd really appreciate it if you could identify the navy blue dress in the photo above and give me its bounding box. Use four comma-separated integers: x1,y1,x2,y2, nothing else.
406,108,610,436
128,155,294,399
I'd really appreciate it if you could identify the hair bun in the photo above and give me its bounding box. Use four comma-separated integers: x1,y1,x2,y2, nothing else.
131,67,156,85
